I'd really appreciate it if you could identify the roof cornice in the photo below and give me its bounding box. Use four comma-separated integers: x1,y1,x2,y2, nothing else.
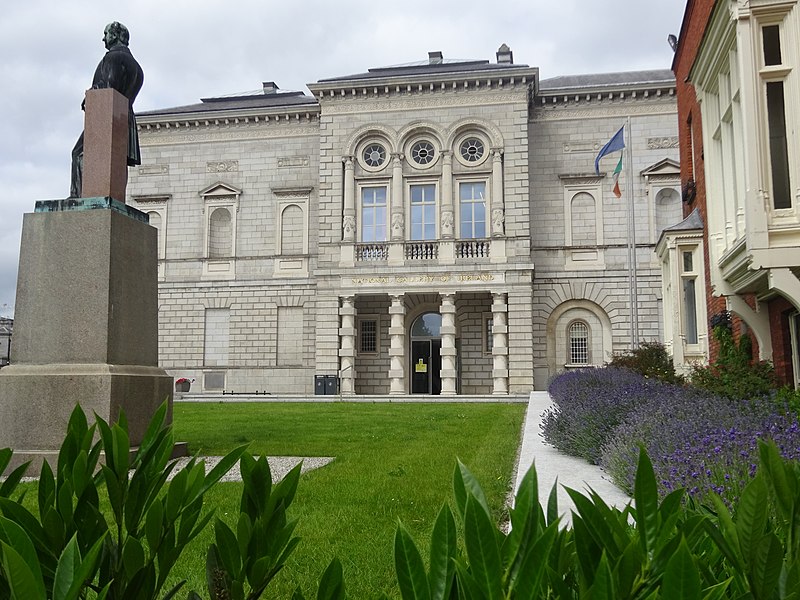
308,66,538,101
136,104,321,131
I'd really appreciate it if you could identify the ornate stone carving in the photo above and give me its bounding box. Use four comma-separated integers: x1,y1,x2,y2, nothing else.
343,215,356,235
492,209,505,236
137,164,169,175
441,211,454,234
647,136,680,149
320,91,527,116
207,160,239,173
391,213,404,237
277,156,310,168
531,101,676,122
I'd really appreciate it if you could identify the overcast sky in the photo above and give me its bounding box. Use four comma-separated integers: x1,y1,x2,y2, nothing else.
0,0,686,317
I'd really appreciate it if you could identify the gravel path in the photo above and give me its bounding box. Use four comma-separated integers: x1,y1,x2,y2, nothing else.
167,455,335,482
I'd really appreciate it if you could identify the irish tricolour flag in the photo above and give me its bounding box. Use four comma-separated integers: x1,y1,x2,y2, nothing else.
594,126,625,198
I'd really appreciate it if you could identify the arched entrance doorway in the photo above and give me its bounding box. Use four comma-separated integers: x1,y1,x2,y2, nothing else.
410,312,442,394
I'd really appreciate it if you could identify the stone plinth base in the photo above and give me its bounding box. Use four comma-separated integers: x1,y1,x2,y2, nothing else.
0,363,173,473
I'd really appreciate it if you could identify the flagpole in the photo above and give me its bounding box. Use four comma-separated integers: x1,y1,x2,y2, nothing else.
625,115,639,348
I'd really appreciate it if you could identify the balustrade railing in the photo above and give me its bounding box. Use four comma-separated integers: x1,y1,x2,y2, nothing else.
456,240,490,259
405,241,438,260
355,243,388,262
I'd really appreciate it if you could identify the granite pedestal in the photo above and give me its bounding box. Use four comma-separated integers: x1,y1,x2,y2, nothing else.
0,198,173,472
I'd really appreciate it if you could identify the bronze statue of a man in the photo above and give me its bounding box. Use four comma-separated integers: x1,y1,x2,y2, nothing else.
69,22,144,198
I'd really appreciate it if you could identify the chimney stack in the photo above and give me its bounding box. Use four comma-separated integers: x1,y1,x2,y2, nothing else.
428,51,443,65
496,44,513,64
262,81,278,94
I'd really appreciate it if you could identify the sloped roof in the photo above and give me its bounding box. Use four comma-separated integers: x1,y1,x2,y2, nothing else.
539,69,675,92
318,58,529,83
139,90,317,117
663,207,704,232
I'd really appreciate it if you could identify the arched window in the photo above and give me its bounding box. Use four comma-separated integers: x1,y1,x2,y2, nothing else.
568,321,589,365
208,207,232,258
570,192,597,245
280,204,304,254
147,211,162,254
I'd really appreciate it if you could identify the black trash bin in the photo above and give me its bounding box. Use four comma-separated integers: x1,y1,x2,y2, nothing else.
314,374,326,395
324,375,339,395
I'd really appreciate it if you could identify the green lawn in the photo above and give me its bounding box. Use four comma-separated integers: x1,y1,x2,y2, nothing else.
170,401,526,599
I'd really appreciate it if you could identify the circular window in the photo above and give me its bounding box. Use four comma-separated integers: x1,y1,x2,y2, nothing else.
411,140,435,165
363,143,386,168
460,137,485,163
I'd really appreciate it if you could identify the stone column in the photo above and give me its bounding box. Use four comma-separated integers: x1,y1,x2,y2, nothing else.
440,293,457,395
389,294,406,394
490,149,504,237
440,151,454,238
338,296,357,395
491,292,509,394
391,154,404,241
343,157,356,242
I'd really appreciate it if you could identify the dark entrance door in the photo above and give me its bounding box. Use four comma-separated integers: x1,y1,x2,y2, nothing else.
411,338,442,394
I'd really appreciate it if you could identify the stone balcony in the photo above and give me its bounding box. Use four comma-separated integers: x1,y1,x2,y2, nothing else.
347,238,503,266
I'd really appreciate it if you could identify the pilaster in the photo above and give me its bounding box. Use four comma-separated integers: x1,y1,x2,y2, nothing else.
389,294,406,394
440,293,457,395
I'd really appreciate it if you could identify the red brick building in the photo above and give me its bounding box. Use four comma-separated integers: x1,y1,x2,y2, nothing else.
669,0,800,385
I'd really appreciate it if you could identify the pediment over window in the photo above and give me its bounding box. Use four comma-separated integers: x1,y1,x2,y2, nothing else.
640,158,680,178
200,182,242,198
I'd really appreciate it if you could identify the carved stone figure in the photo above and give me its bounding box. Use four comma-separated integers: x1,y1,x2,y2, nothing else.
391,213,404,239
70,22,144,198
492,208,505,236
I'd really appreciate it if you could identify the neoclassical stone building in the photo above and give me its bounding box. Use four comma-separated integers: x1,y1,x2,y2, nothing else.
128,47,681,396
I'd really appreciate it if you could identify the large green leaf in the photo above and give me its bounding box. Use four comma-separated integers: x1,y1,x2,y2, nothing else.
736,474,768,569
463,495,502,600
53,534,105,600
633,447,659,559
428,504,456,600
453,460,489,520
0,516,46,595
317,558,346,600
588,551,615,600
511,522,558,599
0,540,46,600
662,537,700,600
394,522,431,600
749,532,783,600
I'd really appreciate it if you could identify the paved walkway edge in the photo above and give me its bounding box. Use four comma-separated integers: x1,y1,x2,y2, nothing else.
514,391,631,524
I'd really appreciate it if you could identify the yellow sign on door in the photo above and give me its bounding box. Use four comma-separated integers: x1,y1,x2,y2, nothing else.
415,359,427,373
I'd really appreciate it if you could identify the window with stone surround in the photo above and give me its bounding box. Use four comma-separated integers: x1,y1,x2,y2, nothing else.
458,180,487,239
279,204,305,254
201,183,240,278
562,180,604,268
277,306,304,366
409,183,437,240
568,321,589,365
358,317,379,354
483,314,493,355
204,308,230,366
208,208,232,258
360,185,388,242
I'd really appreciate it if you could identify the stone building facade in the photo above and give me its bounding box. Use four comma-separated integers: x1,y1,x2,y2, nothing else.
128,48,681,396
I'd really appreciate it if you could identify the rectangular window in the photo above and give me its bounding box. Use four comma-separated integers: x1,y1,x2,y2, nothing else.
204,308,230,366
361,186,387,242
277,306,304,366
763,25,782,66
680,248,699,345
459,182,486,239
410,184,436,240
766,81,791,209
359,319,378,354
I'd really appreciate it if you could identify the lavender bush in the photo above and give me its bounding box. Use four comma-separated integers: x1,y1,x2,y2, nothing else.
542,367,665,464
545,367,800,507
